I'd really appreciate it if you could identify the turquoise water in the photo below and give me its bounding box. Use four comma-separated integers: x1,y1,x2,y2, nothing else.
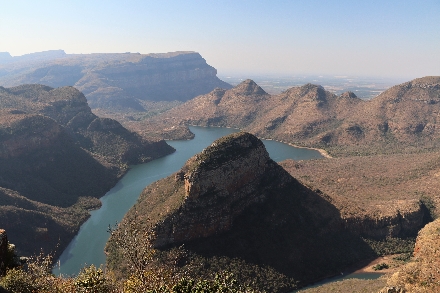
54,126,322,276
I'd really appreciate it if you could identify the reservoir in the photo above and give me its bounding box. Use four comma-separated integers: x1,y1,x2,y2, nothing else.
54,126,323,276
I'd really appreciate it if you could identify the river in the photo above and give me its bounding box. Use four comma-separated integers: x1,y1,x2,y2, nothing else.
53,126,323,276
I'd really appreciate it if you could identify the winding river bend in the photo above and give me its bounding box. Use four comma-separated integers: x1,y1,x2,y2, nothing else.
54,126,323,276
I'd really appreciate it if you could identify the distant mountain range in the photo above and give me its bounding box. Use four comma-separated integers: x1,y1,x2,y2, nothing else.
141,76,440,156
0,50,232,111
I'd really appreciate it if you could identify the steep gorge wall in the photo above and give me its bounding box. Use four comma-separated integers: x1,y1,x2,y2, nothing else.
342,207,426,240
0,85,175,257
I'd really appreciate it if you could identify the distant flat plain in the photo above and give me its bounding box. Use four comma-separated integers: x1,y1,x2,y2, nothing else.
219,74,405,99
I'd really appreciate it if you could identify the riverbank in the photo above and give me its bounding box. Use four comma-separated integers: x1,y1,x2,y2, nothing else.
189,124,332,159
286,142,332,159
259,137,331,159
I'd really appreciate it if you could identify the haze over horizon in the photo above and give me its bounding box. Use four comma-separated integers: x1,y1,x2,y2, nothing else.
1,0,439,80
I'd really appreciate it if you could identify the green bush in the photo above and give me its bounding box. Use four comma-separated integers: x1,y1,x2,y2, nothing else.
74,265,116,293
372,263,389,271
0,268,38,293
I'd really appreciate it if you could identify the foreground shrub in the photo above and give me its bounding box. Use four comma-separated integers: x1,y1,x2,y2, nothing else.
0,268,37,293
75,265,116,293
123,272,258,293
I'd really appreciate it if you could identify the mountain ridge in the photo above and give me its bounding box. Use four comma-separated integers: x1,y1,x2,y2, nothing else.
139,76,440,156
0,51,232,111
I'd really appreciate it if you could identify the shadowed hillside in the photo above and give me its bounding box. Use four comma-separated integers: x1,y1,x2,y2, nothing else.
0,85,174,257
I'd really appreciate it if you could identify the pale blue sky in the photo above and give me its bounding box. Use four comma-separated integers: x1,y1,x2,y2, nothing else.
0,0,439,79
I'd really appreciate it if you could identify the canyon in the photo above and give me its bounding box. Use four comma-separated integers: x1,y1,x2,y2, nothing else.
1,69,440,291
107,132,431,292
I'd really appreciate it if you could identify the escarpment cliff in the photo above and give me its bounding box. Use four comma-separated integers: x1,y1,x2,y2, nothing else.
282,151,440,245
107,133,400,291
0,51,232,111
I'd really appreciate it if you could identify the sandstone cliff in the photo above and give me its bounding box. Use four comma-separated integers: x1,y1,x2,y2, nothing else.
0,51,232,111
153,132,282,247
107,132,409,291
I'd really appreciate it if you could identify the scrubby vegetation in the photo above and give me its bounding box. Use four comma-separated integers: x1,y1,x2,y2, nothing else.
372,263,389,271
363,237,416,256
0,235,262,293
282,151,440,221
105,210,297,293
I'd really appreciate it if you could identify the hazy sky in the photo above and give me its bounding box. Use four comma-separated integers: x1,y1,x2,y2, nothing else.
1,1,439,79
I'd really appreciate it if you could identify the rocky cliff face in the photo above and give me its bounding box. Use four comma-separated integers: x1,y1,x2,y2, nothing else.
0,51,232,110
343,207,426,240
153,133,278,247
385,218,440,292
